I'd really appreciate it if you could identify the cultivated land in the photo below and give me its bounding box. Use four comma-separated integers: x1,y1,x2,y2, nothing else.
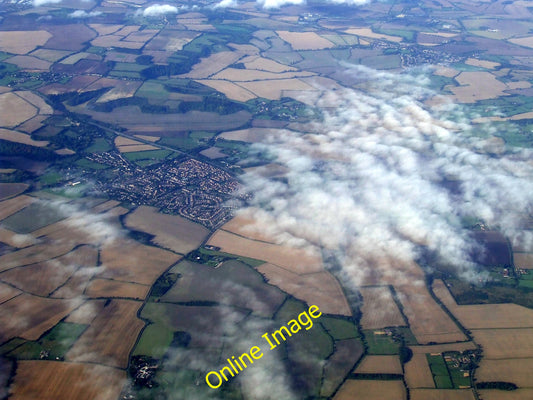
333,379,407,400
2,0,533,398
9,361,125,400
124,205,209,254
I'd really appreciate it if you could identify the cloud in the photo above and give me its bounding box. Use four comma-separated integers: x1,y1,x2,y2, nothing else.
256,0,304,9
212,0,371,9
68,10,102,18
236,65,533,288
138,4,179,17
33,0,61,6
212,0,238,9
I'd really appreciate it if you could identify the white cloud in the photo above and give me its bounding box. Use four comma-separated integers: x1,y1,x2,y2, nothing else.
68,10,102,18
256,0,304,9
212,0,238,8
139,4,179,17
33,0,61,6
237,65,533,288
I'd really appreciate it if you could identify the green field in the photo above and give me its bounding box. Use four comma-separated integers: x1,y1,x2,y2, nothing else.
124,149,173,161
363,330,400,355
86,138,112,153
320,317,360,340
132,323,174,359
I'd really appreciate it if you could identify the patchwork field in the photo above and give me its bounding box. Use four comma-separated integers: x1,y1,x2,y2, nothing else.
396,284,467,344
0,93,38,128
9,361,125,400
0,183,28,201
183,51,243,79
207,229,322,273
333,379,407,400
124,205,209,254
405,353,435,388
344,28,403,42
0,129,48,147
448,72,529,103
433,279,533,329
257,263,352,316
410,342,477,354
236,78,316,100
355,355,402,374
66,299,144,368
276,31,336,50
359,286,406,329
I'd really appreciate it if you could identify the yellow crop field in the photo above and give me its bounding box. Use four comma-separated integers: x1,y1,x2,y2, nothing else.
0,31,52,54
478,389,533,400
124,206,209,254
183,51,242,79
237,78,316,100
276,31,336,50
344,28,403,42
471,328,533,359
211,68,314,81
10,361,125,400
333,379,406,400
410,389,475,400
405,353,435,388
477,358,533,387
359,286,406,329
66,299,144,368
0,129,49,147
0,93,38,128
86,279,150,300
410,342,477,354
355,355,402,374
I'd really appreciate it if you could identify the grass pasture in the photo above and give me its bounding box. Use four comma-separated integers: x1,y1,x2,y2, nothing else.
363,330,400,355
1,201,66,234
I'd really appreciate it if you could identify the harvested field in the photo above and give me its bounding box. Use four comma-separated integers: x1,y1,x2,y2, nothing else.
257,263,351,316
91,35,144,50
405,353,435,388
95,80,142,103
477,358,533,387
182,51,243,79
359,286,406,329
117,144,158,153
134,134,160,142
219,210,279,243
16,115,48,134
99,238,181,285
30,49,73,62
124,206,209,254
321,338,365,397
333,379,406,400
0,195,35,221
0,245,97,297
276,31,335,50
448,72,524,103
0,242,75,273
65,300,106,325
91,200,121,214
355,355,402,374
243,56,297,72
0,31,52,54
38,75,99,95
10,360,125,400
66,299,143,368
86,279,150,300
515,252,533,268
208,229,323,274
5,55,51,71
344,28,403,42
470,328,533,359
237,78,316,100
478,389,533,400
196,79,257,102
410,389,475,400
396,284,467,344
0,294,80,342
0,93,37,128
89,24,123,35
0,227,35,248
433,279,533,329
15,91,53,114
0,129,48,147
114,137,142,146
0,282,21,304
0,183,28,200
200,147,227,159
211,68,314,81
510,36,533,48
465,58,500,69
410,342,477,354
